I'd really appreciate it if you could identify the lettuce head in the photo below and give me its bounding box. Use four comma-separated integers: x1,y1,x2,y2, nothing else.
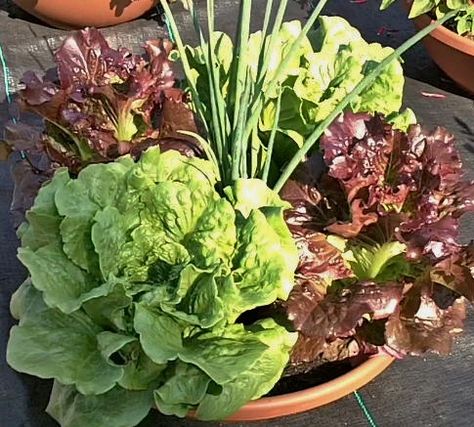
7,147,298,426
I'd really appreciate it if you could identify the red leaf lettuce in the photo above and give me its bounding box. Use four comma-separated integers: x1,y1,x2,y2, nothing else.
9,28,199,172
281,113,474,366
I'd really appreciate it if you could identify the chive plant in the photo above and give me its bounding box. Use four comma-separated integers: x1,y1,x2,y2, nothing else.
160,0,458,191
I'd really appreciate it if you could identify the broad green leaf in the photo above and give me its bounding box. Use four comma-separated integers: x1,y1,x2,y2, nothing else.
261,206,299,275
82,279,132,331
164,149,215,185
260,16,406,163
92,206,137,279
380,0,398,10
9,147,301,423
166,268,225,328
141,261,192,307
96,331,137,366
261,86,310,138
226,178,290,217
7,300,123,394
55,162,128,217
409,0,438,18
10,278,43,321
54,177,96,219
178,325,269,385
184,198,237,269
18,243,97,314
119,348,166,391
60,215,98,273
134,304,183,364
119,226,189,283
345,241,407,280
18,169,69,251
446,0,469,8
46,382,152,427
356,43,404,116
454,7,474,36
154,361,211,417
140,181,211,242
184,31,234,89
196,320,297,420
231,209,297,316
260,21,313,95
125,147,162,190
310,15,363,52
296,48,363,108
386,108,417,131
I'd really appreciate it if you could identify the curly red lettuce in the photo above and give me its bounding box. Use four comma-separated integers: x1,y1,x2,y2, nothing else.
9,28,199,173
281,113,474,365
2,123,53,228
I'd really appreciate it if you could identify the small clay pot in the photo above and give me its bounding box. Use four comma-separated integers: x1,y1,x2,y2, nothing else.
13,0,157,29
405,1,474,94
188,355,394,421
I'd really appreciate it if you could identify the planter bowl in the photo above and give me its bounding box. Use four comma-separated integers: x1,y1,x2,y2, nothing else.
13,0,157,29
408,5,474,94
188,355,394,421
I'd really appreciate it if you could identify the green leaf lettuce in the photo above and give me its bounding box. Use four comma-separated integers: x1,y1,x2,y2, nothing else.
7,147,298,424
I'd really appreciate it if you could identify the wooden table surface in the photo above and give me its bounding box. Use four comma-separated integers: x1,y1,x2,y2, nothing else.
0,1,473,426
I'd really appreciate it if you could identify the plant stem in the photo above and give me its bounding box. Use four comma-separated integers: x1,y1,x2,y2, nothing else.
272,10,458,193
255,0,289,88
243,0,328,146
245,0,289,133
259,0,274,55
262,89,282,183
205,0,230,181
231,0,252,133
159,0,209,134
231,70,252,180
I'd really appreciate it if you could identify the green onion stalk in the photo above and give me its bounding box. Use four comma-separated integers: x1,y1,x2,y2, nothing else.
160,0,458,192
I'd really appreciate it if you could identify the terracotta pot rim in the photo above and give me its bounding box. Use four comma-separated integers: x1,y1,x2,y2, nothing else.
187,354,394,422
405,2,474,55
237,354,393,407
12,0,157,29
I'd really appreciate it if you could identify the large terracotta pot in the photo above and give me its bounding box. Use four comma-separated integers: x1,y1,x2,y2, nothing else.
13,0,158,29
405,1,474,94
188,355,394,421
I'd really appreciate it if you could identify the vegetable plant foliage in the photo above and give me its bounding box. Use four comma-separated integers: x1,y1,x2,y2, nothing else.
8,148,298,424
4,0,471,426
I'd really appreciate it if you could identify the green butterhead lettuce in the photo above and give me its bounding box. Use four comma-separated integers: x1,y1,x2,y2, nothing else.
261,16,413,155
7,282,126,395
182,16,414,173
46,382,154,427
7,147,298,424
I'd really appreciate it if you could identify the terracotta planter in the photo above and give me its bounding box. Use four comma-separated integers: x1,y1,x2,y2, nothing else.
188,355,394,421
13,0,157,29
405,1,474,94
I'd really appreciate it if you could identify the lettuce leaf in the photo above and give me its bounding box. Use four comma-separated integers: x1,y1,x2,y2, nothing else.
181,17,413,174
260,16,413,159
154,319,297,420
46,382,153,427
7,29,199,175
7,147,298,423
7,282,127,395
281,112,474,364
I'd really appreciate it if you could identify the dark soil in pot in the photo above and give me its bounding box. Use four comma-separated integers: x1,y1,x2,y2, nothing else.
268,359,354,396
